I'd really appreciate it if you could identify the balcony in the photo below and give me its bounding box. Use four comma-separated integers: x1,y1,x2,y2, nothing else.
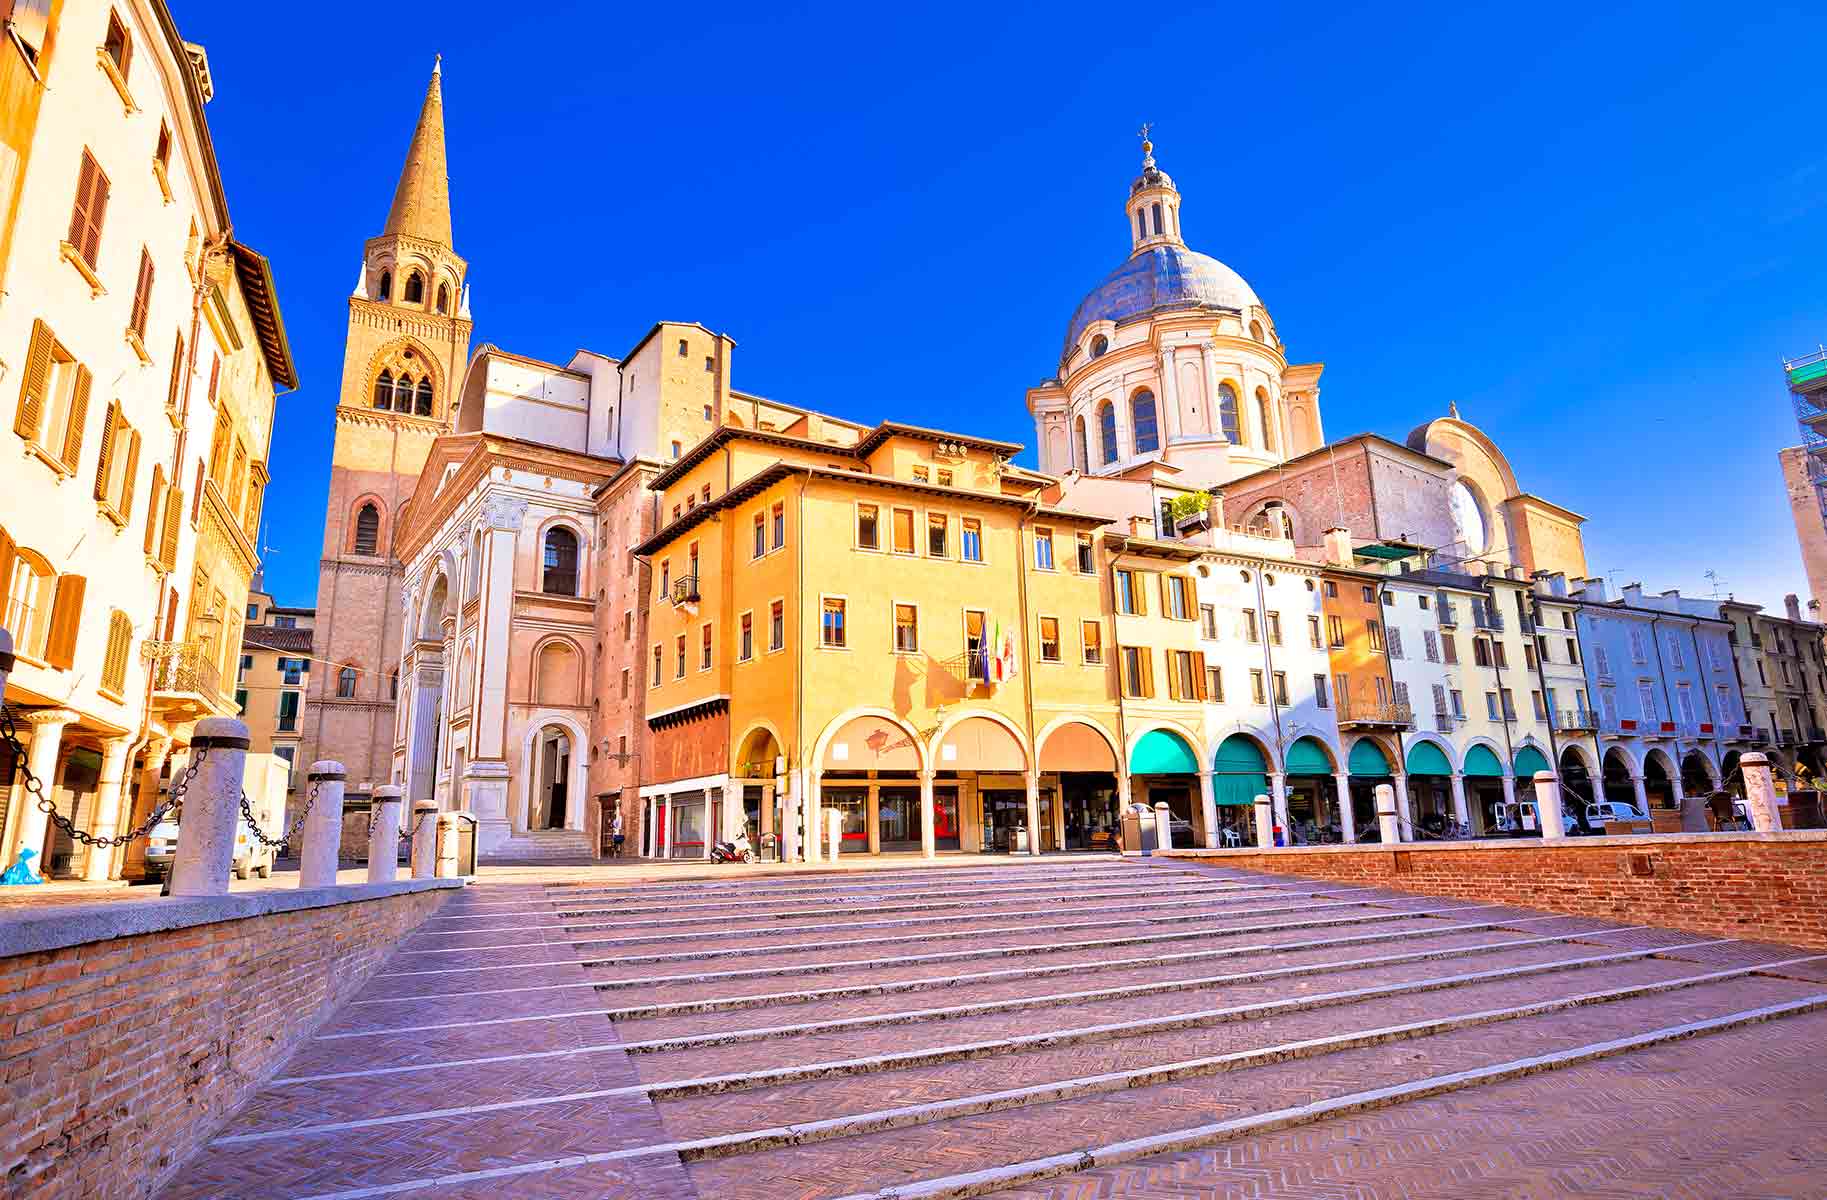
1777,728,1801,747
1474,607,1505,632
1433,710,1461,734
143,640,226,721
1518,615,1536,635
1551,708,1598,733
669,574,701,606
1436,596,1458,626
1337,701,1415,731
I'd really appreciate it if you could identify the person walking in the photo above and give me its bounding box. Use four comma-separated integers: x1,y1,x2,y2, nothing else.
609,808,625,858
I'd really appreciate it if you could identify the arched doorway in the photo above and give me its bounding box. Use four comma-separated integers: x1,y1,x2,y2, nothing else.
1284,736,1341,843
1040,721,1120,851
938,715,1031,853
1643,750,1676,809
1681,751,1715,802
1462,744,1506,835
1602,747,1639,809
1404,739,1455,837
1347,738,1393,842
735,726,782,851
1559,747,1598,830
532,726,571,831
1212,734,1270,847
1131,728,1202,849
820,712,933,855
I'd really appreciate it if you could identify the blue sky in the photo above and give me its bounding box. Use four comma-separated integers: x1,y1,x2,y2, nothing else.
189,1,1827,611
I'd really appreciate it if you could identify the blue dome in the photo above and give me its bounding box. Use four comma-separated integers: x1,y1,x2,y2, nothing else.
1062,245,1261,366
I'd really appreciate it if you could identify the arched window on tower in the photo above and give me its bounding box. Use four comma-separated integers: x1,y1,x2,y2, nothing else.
1151,203,1163,236
1131,389,1160,454
373,370,393,410
1073,416,1089,473
1249,320,1265,342
1257,388,1276,454
404,271,424,304
436,283,450,314
1134,211,1145,242
393,374,414,412
415,378,433,416
1097,401,1118,466
1217,384,1241,444
353,503,380,556
378,271,392,301
542,527,579,596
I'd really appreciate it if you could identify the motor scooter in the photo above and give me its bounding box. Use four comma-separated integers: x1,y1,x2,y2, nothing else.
710,829,755,863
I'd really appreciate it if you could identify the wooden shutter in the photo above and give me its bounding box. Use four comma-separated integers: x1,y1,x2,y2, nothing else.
44,574,85,670
207,355,219,406
0,526,14,618
1138,648,1155,699
160,486,181,569
1192,651,1208,701
69,151,108,266
61,365,90,473
117,22,131,81
119,428,141,519
190,460,203,522
93,400,118,500
144,466,166,555
130,249,153,338
102,611,130,694
14,321,52,440
1165,651,1182,701
166,330,185,412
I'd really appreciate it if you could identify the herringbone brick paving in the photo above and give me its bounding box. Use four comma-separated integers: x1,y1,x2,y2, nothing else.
156,857,1827,1199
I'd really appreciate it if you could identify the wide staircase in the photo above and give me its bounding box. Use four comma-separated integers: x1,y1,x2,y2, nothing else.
478,826,595,864
159,859,1827,1198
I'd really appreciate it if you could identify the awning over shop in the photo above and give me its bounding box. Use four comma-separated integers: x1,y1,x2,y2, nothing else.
1213,734,1269,806
1464,745,1505,777
1513,746,1551,778
1131,728,1198,775
1284,737,1333,776
1405,740,1452,777
1347,738,1392,777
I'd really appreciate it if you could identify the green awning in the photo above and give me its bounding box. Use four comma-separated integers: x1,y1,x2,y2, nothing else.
1212,734,1270,805
1285,737,1333,776
1513,746,1551,778
1464,745,1505,777
1131,729,1198,775
1213,735,1268,773
1405,740,1452,777
1348,739,1391,777
1212,772,1268,806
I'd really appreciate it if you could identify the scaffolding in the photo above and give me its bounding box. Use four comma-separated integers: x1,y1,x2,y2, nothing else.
1786,346,1827,535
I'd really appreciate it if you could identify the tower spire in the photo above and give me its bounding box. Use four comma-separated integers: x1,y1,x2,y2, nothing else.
383,59,452,247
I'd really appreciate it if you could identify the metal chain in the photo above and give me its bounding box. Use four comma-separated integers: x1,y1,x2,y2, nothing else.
1,704,205,849
238,775,321,851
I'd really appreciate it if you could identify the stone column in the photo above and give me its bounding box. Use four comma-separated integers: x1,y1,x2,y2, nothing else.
1270,772,1290,840
1741,752,1783,832
1335,772,1356,843
1393,771,1411,841
1631,773,1650,814
13,709,77,869
367,784,404,883
1253,793,1274,848
919,772,936,860
1500,774,1517,809
1197,771,1219,849
410,802,438,877
1450,773,1470,829
1375,782,1400,845
167,718,250,898
300,760,346,888
435,811,462,876
1158,346,1183,444
81,738,135,881
119,739,172,882
1152,800,1174,853
1534,771,1565,841
1025,770,1042,855
723,781,746,843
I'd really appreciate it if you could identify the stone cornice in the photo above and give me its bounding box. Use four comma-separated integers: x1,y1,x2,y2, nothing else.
335,406,449,434
395,439,620,564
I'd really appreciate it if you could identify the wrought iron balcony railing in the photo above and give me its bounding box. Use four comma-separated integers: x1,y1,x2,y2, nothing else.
142,640,221,702
1336,701,1415,730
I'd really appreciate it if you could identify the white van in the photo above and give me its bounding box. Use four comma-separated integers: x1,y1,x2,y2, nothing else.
141,751,289,881
1584,801,1649,827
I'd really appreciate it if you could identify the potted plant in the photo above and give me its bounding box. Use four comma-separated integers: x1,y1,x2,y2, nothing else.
1167,490,1212,534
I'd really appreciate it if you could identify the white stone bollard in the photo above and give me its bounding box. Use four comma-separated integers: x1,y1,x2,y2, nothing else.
1153,800,1174,853
410,802,438,878
1254,794,1274,849
299,761,346,888
367,785,405,882
1534,771,1565,841
436,812,462,877
1741,752,1784,832
167,718,250,898
826,806,843,862
1375,783,1401,845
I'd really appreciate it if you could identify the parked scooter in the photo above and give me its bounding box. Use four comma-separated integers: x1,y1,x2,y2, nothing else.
711,830,755,863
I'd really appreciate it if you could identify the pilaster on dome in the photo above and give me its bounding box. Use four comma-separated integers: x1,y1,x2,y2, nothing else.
1126,124,1184,255
382,57,453,248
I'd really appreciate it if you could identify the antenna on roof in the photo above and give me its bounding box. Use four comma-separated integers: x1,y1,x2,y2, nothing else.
1703,569,1727,599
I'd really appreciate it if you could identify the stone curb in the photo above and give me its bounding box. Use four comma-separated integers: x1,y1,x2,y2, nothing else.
535,859,1195,894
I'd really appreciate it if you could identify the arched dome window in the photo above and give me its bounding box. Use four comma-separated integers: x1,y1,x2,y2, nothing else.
373,370,393,410
1256,387,1276,454
378,271,392,301
393,374,414,412
1217,384,1241,444
1249,319,1264,342
415,378,433,416
436,283,450,314
1090,335,1109,359
1073,416,1089,472
403,272,424,304
1131,389,1159,454
542,527,579,596
353,503,380,556
1097,401,1118,466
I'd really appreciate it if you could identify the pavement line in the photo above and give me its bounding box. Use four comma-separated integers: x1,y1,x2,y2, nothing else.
237,958,1827,1183
315,915,1588,1040
274,928,1651,1084
538,864,1187,899
345,903,1508,1004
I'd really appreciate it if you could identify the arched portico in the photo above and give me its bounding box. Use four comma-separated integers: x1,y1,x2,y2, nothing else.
1643,748,1677,809
933,711,1036,854
1037,718,1123,852
816,709,932,857
1128,724,1205,850
1403,735,1459,836
1283,734,1347,844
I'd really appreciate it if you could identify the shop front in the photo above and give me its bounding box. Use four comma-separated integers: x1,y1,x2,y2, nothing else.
1463,745,1507,834
1283,736,1340,844
1403,740,1455,836
1040,720,1122,851
1212,734,1269,847
1346,738,1393,842
814,774,953,853
1130,728,1204,848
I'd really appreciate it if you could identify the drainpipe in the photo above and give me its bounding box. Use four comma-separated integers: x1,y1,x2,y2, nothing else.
793,470,809,860
1525,596,1563,788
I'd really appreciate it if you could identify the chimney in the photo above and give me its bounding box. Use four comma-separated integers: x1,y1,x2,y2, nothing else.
1577,577,1607,602
1129,514,1156,539
1786,593,1803,621
1622,583,1644,605
1207,489,1226,532
1661,589,1680,599
1323,527,1353,566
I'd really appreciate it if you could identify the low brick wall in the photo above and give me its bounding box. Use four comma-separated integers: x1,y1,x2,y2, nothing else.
1164,831,1827,950
0,880,457,1198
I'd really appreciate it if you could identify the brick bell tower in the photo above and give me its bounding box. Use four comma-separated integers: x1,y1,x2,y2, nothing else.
303,57,472,798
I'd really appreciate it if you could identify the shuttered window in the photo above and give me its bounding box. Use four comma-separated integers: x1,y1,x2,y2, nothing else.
128,248,153,340
67,150,110,269
93,401,139,520
144,465,166,556
103,10,131,77
13,320,88,472
100,610,132,696
353,504,380,556
165,330,185,414
44,573,86,670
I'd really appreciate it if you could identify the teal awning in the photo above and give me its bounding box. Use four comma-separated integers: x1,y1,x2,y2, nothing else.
1348,739,1391,777
1213,734,1270,805
1513,746,1551,778
1285,737,1333,776
1213,735,1268,773
1131,729,1198,775
1405,740,1453,777
1212,772,1268,806
1464,745,1505,777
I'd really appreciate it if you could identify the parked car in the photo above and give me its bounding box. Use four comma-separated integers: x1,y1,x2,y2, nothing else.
1584,801,1649,829
143,806,281,881
1490,800,1578,838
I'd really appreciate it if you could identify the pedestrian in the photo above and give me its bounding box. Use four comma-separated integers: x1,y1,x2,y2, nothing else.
609,808,624,858
1273,823,1285,848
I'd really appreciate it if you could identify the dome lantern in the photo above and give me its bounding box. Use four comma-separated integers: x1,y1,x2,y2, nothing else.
1125,123,1183,255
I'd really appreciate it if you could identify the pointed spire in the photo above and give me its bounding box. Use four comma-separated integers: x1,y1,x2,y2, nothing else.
1449,400,1461,420
383,58,453,247
457,283,471,319
352,259,368,299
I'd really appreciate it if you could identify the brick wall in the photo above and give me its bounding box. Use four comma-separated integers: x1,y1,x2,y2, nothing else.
1167,832,1827,950
0,886,449,1198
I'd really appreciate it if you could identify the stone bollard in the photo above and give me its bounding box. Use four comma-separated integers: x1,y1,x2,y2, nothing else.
825,806,843,862
1375,783,1401,845
1534,771,1565,841
167,718,250,898
1153,800,1174,853
367,785,405,882
299,761,345,888
435,812,462,877
1741,752,1784,832
1253,794,1274,849
410,802,438,878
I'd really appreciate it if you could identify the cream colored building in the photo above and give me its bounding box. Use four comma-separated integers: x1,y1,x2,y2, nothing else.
237,583,313,814
0,0,294,880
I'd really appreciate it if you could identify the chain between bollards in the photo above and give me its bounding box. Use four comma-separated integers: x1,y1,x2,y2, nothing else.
238,775,323,851
1,704,205,850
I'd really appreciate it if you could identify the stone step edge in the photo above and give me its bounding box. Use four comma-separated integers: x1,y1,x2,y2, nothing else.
531,866,1175,904
537,862,1191,895
829,988,1827,1200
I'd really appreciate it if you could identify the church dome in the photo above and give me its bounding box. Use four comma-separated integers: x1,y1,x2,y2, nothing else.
1062,244,1262,366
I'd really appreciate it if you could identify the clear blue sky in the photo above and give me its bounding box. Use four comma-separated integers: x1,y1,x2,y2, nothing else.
186,1,1827,612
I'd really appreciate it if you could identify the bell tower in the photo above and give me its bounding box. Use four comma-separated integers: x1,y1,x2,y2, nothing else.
304,58,473,797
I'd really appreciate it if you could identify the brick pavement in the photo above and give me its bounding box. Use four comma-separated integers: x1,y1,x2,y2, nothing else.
155,857,1827,1199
